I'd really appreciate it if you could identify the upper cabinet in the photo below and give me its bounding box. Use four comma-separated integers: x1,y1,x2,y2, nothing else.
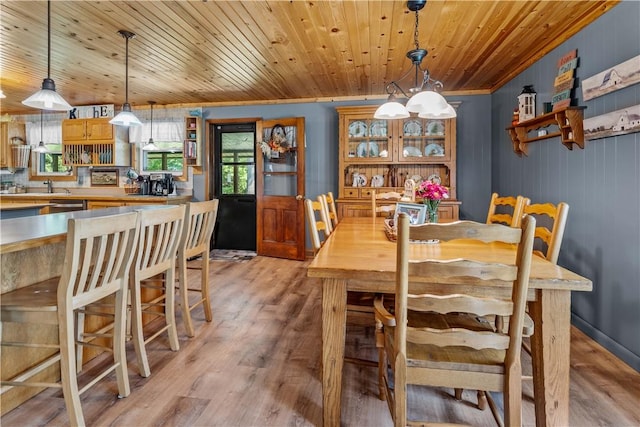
61,118,130,166
183,116,202,172
336,105,459,219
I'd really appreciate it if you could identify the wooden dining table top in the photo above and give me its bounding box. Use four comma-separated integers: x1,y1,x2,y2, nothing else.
308,216,592,292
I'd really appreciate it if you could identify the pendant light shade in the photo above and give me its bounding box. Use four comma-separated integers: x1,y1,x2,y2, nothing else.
373,93,410,119
142,101,160,151
33,111,49,153
110,30,141,127
22,0,72,111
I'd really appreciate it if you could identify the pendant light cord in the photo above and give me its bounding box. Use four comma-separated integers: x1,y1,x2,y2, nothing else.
46,0,51,79
125,35,129,104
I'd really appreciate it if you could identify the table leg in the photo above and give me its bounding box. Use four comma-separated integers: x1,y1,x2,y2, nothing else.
322,278,347,427
529,289,571,427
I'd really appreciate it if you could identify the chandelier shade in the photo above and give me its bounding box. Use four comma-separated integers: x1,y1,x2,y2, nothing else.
110,30,142,127
22,0,72,111
373,1,455,120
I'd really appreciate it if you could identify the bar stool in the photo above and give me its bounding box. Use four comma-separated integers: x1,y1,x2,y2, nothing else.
0,212,140,426
177,199,219,337
129,205,186,377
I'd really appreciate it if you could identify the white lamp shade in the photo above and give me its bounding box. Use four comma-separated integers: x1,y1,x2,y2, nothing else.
142,139,160,151
418,102,457,119
110,104,142,127
374,101,410,119
406,90,449,114
33,141,49,153
0,90,6,99
22,86,72,111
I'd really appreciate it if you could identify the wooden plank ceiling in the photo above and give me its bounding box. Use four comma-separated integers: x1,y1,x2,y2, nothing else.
0,0,619,115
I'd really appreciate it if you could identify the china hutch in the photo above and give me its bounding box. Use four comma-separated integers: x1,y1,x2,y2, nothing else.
336,105,460,220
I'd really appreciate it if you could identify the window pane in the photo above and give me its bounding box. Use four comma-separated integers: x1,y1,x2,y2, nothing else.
221,132,255,164
142,141,183,173
221,164,255,195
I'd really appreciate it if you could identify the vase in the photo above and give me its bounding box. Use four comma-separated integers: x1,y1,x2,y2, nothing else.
424,199,440,223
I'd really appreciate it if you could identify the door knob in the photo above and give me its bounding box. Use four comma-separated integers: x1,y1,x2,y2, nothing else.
296,195,303,200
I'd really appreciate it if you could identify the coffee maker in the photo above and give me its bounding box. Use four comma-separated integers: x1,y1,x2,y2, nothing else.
149,173,174,196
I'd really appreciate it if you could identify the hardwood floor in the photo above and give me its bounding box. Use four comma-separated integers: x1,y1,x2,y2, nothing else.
2,256,639,426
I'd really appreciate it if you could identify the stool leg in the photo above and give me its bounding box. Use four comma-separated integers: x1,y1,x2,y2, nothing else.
113,287,131,398
58,309,85,426
75,311,86,373
130,274,151,378
179,256,195,338
164,267,180,351
201,252,212,322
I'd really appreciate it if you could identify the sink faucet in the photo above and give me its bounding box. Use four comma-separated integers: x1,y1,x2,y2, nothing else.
44,180,53,193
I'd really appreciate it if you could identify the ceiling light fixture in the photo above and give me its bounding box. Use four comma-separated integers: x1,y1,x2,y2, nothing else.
110,30,142,127
33,111,49,153
22,0,72,111
142,101,160,151
374,1,456,120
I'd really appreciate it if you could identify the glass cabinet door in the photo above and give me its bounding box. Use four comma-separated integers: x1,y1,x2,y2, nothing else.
344,118,390,162
398,118,450,162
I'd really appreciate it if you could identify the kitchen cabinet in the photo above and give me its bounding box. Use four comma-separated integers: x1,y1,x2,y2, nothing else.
61,118,130,167
336,105,459,219
0,123,8,168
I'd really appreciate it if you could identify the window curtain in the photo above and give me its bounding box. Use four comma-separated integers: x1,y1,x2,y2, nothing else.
129,107,191,144
23,112,65,148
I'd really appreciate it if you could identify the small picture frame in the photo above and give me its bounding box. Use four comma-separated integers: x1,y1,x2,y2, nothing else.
90,168,119,187
395,202,427,225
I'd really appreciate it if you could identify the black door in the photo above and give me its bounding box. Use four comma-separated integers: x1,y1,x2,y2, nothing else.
212,122,257,250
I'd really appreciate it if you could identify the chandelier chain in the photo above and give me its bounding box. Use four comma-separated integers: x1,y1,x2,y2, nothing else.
414,8,420,51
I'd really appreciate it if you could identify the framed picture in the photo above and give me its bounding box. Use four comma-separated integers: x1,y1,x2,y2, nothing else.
395,202,427,225
90,168,119,186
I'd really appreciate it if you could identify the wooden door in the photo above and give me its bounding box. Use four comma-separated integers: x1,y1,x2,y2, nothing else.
256,117,305,260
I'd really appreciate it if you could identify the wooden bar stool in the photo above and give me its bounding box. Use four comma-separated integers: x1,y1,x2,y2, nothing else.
0,212,140,426
129,205,186,377
177,199,219,337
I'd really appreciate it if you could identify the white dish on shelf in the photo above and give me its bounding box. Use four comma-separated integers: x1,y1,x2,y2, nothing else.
357,142,379,157
370,120,387,137
403,119,422,136
410,174,422,183
371,174,384,187
349,121,367,137
403,146,422,157
425,120,445,136
424,143,445,156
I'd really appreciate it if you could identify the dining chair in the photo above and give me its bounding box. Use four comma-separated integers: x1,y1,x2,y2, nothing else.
0,212,140,426
325,191,340,229
371,190,403,217
129,205,186,377
374,214,535,426
305,198,332,252
177,199,220,338
523,201,569,264
486,192,530,227
317,194,335,236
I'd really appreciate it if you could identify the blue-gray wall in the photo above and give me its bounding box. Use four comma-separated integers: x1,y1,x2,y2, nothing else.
196,0,638,372
491,1,639,371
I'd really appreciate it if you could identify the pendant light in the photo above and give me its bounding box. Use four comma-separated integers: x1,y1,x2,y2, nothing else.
22,0,72,111
142,101,160,151
374,0,455,120
110,30,141,127
33,111,49,153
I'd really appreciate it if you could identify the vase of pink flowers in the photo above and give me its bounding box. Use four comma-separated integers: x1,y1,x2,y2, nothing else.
415,179,449,223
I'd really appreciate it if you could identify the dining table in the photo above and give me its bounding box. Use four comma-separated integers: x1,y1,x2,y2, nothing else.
307,216,592,427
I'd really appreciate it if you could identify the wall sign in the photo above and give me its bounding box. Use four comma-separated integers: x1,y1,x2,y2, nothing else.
69,104,115,119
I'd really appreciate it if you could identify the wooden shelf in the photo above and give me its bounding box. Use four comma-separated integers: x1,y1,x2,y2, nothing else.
506,106,586,156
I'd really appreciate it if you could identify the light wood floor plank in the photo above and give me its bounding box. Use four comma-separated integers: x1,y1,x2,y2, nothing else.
2,256,639,426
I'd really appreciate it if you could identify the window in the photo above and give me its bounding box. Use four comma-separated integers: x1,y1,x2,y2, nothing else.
143,142,184,172
129,111,186,175
25,114,75,179
220,130,255,195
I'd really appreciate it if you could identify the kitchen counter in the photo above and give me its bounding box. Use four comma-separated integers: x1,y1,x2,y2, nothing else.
0,193,192,204
0,202,52,219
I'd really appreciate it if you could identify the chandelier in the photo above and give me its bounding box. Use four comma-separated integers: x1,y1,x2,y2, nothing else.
374,1,456,120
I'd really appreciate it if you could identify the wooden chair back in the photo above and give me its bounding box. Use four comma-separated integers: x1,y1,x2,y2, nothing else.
371,190,403,217
523,201,569,264
325,191,339,229
305,198,332,252
486,192,530,227
378,214,535,426
61,212,140,310
317,194,334,235
180,199,219,259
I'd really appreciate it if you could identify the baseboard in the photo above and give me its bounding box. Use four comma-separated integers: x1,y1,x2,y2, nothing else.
572,313,640,372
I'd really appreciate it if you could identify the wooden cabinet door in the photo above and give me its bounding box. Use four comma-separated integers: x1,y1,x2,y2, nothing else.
86,118,114,140
62,120,87,141
0,122,8,168
87,201,125,209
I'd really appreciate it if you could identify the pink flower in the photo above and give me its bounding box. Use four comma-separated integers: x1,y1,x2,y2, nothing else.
415,180,449,201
